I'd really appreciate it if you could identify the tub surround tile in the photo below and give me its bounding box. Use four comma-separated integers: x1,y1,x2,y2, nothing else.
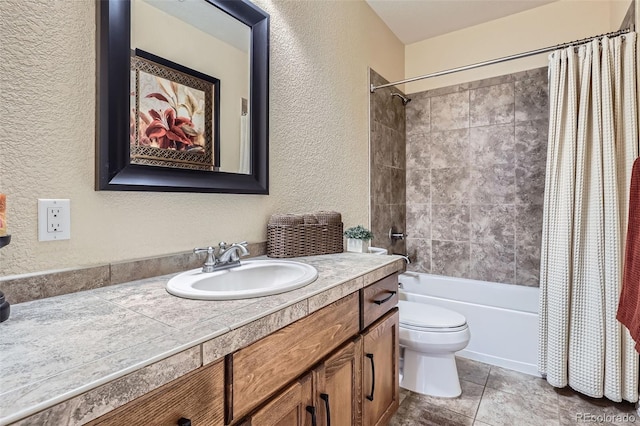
418,82,471,99
516,242,541,286
406,96,430,137
13,348,201,426
431,128,470,169
432,167,470,204
470,165,516,205
407,132,431,170
470,205,515,245
371,203,392,250
516,204,544,248
515,78,549,122
405,69,547,288
372,164,393,205
469,124,514,166
406,238,431,273
407,169,431,204
390,168,407,204
431,91,470,131
515,120,548,205
432,240,470,278
476,386,560,426
470,83,514,127
1,253,404,425
407,203,431,239
470,242,515,284
432,204,470,242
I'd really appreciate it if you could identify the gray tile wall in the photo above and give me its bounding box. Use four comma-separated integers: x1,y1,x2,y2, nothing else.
404,68,548,286
370,69,406,255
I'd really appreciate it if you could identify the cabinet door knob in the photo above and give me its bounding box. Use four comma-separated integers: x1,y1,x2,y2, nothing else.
373,291,396,305
366,353,376,401
306,405,318,426
177,418,191,426
320,393,331,426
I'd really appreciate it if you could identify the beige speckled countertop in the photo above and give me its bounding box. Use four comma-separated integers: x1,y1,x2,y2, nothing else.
0,253,404,425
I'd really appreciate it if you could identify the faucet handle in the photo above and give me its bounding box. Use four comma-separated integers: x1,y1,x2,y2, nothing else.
194,246,215,255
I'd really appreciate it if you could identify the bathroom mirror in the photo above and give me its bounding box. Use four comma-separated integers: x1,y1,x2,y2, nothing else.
97,0,269,193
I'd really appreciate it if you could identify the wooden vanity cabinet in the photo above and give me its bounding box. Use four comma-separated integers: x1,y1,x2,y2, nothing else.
87,273,399,426
87,360,225,426
243,374,314,426
313,338,363,426
362,310,399,426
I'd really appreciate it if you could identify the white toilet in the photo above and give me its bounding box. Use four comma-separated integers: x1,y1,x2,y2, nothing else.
399,300,470,398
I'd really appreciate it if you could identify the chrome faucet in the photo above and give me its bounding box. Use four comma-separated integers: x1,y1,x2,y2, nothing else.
392,253,412,264
193,241,250,272
218,241,249,265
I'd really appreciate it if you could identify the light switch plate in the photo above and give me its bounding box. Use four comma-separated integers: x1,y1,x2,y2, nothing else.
38,199,70,241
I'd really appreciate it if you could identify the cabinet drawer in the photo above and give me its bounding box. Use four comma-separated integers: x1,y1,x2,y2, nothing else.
360,274,398,330
229,292,359,422
89,360,225,426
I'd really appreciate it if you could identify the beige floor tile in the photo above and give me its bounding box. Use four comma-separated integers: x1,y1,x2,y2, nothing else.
409,379,485,418
486,365,558,405
457,356,491,386
390,392,475,426
473,421,494,426
556,387,638,425
475,386,559,426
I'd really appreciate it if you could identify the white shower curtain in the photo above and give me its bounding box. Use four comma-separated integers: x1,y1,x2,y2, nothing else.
538,32,639,402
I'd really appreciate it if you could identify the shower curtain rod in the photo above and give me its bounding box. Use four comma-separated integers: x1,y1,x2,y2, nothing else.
370,27,632,93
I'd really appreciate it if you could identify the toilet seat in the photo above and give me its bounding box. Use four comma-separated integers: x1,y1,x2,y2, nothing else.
399,300,467,332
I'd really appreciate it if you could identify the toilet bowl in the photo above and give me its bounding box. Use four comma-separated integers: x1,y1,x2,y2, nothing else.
399,300,470,398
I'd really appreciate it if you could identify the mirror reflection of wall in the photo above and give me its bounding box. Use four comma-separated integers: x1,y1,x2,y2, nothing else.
131,0,251,174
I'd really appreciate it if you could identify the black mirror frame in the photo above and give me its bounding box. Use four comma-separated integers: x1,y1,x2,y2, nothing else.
96,0,269,194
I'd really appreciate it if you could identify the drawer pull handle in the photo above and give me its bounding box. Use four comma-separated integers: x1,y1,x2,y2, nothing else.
366,353,376,401
306,405,318,426
373,291,396,305
320,393,331,426
177,418,191,426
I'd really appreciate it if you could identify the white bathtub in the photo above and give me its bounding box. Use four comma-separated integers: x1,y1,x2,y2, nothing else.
399,272,540,377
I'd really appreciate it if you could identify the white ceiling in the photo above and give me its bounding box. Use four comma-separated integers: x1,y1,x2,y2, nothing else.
366,0,557,44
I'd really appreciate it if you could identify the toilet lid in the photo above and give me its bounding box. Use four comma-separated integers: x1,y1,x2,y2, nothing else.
399,300,466,329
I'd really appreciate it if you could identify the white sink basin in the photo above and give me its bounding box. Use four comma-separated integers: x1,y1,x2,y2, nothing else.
166,260,319,300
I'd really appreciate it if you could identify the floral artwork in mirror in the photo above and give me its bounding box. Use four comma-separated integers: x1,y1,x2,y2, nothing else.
130,50,220,171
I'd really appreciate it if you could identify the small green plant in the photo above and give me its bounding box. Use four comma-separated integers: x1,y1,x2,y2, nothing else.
344,225,373,241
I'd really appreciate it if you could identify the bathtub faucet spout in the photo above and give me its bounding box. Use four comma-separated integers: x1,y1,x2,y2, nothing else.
393,253,411,264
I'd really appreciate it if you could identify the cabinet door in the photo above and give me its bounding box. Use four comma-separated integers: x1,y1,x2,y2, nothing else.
248,373,315,426
88,360,225,426
314,338,362,426
362,309,399,426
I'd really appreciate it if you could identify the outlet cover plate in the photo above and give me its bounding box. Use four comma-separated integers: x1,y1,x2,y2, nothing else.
38,199,70,241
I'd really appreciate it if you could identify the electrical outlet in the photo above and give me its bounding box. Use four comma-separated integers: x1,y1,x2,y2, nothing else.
38,199,70,241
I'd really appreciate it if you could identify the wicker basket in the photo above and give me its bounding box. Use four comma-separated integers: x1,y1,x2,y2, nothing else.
267,212,343,258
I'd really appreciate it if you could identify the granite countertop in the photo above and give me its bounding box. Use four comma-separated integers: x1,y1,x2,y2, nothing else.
0,253,404,425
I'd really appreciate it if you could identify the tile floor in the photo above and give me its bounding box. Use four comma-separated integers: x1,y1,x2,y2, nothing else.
390,357,639,426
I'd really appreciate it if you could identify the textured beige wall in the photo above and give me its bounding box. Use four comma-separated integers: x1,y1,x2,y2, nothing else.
0,0,404,276
405,0,616,93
